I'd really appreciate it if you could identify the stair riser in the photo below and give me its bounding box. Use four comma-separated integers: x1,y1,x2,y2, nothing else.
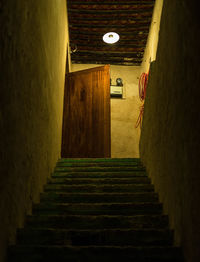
56,162,144,167
44,185,154,193
52,171,148,178
33,203,162,216
40,193,158,203
26,215,169,230
17,229,173,246
48,177,151,185
8,246,183,262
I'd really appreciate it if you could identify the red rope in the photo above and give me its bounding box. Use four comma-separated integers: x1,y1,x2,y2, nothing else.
135,72,149,128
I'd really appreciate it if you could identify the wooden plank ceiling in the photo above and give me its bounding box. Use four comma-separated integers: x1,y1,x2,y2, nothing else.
67,0,155,66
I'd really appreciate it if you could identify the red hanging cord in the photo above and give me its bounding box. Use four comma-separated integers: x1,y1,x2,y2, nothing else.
135,72,149,128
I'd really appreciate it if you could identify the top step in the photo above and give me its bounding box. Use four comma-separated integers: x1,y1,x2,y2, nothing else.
58,158,141,163
57,159,144,169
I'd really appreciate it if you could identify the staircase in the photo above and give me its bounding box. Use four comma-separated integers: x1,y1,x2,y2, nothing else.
8,158,183,262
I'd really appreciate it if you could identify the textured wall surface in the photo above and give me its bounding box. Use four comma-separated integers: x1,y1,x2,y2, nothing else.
71,64,141,158
140,1,200,262
0,1,68,261
141,0,163,73
110,66,141,158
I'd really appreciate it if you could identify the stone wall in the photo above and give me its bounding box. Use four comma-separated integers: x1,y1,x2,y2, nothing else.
0,1,68,261
71,64,141,158
140,1,200,261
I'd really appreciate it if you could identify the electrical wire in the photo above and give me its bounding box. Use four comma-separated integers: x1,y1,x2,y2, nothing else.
135,72,149,128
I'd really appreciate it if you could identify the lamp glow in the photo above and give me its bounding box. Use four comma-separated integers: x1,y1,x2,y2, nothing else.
103,32,120,44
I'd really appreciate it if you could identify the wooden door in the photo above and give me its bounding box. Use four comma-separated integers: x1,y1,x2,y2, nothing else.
61,65,110,158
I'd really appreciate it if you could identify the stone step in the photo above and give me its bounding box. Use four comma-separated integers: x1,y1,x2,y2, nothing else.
7,158,183,262
8,245,184,262
17,228,173,246
40,192,158,203
26,214,169,230
48,177,151,185
33,202,163,216
55,166,146,172
58,158,141,163
44,184,154,193
52,171,148,178
56,162,144,168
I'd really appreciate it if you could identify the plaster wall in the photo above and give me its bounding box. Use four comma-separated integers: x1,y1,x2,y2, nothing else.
71,64,141,158
0,1,68,261
140,1,200,261
141,0,163,73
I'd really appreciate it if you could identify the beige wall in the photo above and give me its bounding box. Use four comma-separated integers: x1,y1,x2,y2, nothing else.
71,64,141,158
140,1,200,261
0,1,68,261
141,0,164,73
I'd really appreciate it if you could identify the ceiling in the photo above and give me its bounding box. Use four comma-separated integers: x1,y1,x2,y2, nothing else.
67,0,155,66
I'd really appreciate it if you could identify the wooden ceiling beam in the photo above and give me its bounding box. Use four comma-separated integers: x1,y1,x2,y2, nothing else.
70,36,147,42
67,1,155,5
71,55,142,61
68,20,151,27
70,40,146,48
71,60,141,66
74,46,145,52
66,0,155,66
69,17,151,25
69,27,150,33
69,32,148,39
68,5,154,11
68,8,153,14
69,24,150,30
71,50,144,56
70,41,147,48
71,55,143,61
68,11,153,20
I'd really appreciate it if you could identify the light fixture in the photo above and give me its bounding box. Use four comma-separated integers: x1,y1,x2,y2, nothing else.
103,32,120,44
116,78,123,86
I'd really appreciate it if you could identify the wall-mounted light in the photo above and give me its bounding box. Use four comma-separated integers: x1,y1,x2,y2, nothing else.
116,78,123,86
103,32,120,44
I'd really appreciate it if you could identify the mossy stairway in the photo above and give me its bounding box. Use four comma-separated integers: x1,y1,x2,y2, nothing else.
8,158,183,262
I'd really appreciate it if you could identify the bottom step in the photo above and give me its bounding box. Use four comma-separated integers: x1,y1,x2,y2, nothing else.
8,245,183,262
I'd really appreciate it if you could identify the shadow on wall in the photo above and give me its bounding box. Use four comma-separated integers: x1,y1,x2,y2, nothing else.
0,1,69,262
140,1,200,262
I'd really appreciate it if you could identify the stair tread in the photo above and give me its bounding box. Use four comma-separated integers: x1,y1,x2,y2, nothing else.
33,202,162,215
41,192,157,195
58,158,141,162
9,244,182,250
56,162,144,167
52,171,148,178
20,228,171,233
17,228,173,246
40,192,159,203
34,202,162,207
55,167,146,172
9,244,183,261
44,184,154,193
27,214,167,219
48,177,151,184
26,214,168,229
44,184,154,187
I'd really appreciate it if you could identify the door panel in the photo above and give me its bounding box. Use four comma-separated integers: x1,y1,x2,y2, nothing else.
61,65,110,158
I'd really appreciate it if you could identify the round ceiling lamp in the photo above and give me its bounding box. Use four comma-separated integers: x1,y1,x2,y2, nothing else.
103,32,120,44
